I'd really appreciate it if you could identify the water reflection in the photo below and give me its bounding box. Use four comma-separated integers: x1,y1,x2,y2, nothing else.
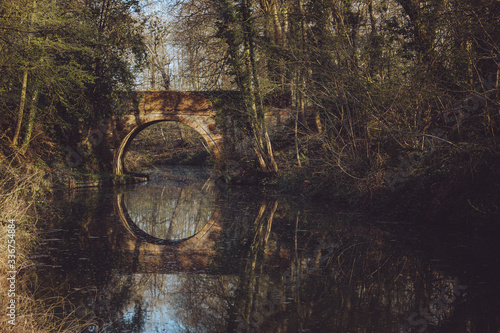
33,167,500,333
106,274,237,333
119,168,217,242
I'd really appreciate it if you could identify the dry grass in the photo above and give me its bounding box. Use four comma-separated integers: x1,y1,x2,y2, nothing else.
0,159,92,333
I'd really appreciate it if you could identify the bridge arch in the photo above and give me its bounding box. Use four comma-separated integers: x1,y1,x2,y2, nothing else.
112,91,224,174
113,117,219,174
108,90,290,174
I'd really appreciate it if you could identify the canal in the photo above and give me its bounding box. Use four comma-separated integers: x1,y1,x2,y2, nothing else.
33,166,500,332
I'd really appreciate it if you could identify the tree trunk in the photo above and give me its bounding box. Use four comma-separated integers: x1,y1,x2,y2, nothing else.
20,88,39,154
12,70,29,146
215,0,278,173
295,107,302,167
244,0,278,173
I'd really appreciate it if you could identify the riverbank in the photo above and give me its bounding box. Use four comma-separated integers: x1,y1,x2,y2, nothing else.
0,161,94,333
51,170,149,189
236,143,500,227
118,124,500,226
1,140,499,332
0,162,41,332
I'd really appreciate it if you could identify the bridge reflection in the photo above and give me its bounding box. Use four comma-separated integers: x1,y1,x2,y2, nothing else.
120,176,216,242
113,174,224,274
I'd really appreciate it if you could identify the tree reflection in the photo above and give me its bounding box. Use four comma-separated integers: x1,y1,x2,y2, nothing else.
34,179,500,332
156,199,280,333
162,197,475,333
122,176,216,241
168,274,237,332
228,200,278,331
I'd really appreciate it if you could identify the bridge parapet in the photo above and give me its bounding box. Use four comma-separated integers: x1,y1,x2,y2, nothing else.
127,91,215,115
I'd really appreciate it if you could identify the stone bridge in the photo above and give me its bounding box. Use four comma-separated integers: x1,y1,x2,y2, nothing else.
106,90,290,174
112,91,231,174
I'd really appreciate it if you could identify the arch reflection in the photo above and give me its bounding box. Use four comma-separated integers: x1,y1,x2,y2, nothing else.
116,169,218,245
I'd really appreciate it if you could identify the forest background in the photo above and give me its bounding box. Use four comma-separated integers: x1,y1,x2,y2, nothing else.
0,0,499,331
1,0,499,220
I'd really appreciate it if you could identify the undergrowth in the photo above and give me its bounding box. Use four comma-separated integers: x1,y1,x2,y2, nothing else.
0,159,94,333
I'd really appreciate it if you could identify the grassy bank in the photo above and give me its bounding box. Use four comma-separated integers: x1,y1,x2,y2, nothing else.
0,160,94,333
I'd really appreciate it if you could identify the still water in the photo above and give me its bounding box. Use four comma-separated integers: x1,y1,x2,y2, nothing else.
34,166,500,332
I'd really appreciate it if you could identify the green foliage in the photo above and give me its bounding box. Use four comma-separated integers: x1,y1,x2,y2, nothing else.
210,91,250,139
0,0,146,154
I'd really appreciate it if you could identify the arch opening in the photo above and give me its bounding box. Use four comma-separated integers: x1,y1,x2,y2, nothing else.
114,119,217,175
124,121,213,173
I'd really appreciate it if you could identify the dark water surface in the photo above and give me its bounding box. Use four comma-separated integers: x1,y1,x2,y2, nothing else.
34,167,500,332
